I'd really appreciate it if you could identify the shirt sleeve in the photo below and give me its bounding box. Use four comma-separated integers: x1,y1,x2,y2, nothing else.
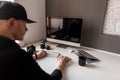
51,69,62,80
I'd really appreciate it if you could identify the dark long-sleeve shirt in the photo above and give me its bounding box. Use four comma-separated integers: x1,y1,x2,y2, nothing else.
0,35,62,80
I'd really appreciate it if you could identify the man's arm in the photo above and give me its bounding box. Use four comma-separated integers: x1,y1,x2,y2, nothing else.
51,56,71,80
31,50,70,80
20,49,56,80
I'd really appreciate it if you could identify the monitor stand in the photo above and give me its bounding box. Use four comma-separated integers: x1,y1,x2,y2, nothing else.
56,44,68,48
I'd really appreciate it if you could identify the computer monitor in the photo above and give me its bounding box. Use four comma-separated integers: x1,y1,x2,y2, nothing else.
46,17,83,48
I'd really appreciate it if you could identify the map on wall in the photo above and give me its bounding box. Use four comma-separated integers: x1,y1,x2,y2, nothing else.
103,0,120,36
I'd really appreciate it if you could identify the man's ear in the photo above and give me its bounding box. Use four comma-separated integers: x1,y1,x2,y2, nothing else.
7,18,15,26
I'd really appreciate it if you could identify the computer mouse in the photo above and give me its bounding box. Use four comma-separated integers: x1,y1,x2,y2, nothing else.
68,50,75,53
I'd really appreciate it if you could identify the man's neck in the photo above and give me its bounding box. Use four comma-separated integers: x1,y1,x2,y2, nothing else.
0,31,14,40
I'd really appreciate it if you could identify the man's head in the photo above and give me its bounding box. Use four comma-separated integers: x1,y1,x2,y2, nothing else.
0,1,36,23
0,1,36,40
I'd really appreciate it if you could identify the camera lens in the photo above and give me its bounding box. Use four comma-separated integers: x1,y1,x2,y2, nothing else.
78,56,86,66
40,42,45,49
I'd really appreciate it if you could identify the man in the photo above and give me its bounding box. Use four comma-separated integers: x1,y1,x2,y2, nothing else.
0,1,70,80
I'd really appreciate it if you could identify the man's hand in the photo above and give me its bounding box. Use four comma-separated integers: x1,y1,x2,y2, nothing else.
57,56,71,71
32,50,47,60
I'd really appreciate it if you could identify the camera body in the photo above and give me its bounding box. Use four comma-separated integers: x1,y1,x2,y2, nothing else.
27,45,36,55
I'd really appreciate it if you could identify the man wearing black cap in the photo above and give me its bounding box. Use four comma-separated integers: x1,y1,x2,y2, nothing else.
0,1,70,80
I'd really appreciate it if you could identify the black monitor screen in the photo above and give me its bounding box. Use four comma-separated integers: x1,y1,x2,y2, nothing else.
46,17,83,43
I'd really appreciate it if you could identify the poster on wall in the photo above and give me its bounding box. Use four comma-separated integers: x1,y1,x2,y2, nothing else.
103,0,120,36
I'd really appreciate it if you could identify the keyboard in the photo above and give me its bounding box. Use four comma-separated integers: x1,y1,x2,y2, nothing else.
45,50,62,58
45,50,72,64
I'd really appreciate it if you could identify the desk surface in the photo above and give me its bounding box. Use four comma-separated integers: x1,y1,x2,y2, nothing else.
24,42,120,80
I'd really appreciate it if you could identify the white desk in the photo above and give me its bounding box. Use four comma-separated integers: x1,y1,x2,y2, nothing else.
24,42,120,80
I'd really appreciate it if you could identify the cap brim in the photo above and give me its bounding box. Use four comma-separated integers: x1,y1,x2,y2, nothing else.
26,19,36,23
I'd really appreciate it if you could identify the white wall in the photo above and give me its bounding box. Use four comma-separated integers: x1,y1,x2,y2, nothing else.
15,0,46,44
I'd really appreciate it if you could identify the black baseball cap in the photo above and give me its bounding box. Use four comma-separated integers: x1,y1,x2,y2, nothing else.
0,1,36,23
